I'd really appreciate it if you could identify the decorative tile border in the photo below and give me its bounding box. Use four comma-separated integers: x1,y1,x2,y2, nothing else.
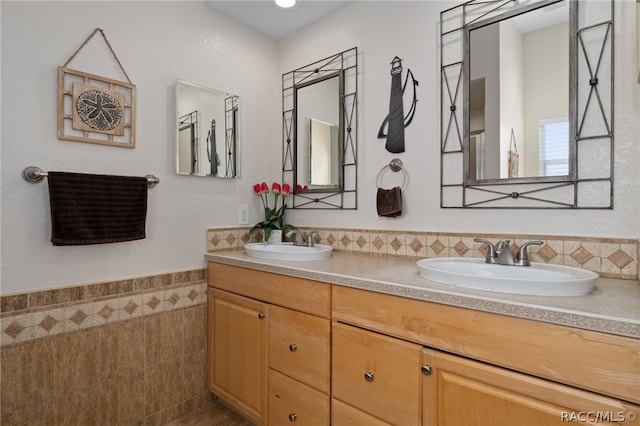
0,269,207,347
207,227,639,280
3,227,636,346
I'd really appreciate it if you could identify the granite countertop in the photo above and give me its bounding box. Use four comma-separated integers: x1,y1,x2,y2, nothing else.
205,250,640,339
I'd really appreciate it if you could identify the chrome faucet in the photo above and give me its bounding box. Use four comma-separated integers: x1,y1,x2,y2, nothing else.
495,240,515,265
285,229,318,247
474,238,543,266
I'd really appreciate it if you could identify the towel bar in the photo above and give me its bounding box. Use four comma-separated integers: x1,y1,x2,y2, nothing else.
22,166,160,187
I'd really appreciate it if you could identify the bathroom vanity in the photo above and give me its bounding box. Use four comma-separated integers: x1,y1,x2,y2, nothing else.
206,251,640,425
208,263,331,425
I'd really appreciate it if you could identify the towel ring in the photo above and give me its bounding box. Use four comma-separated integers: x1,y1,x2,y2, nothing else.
376,158,407,190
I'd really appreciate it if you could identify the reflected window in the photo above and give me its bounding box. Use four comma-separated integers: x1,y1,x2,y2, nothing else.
538,118,569,176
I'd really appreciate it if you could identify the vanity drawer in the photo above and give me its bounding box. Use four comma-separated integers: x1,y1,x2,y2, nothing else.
332,322,421,426
332,398,391,426
269,305,331,393
208,262,330,318
268,369,330,426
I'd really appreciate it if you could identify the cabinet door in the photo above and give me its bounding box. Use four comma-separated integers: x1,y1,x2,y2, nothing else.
269,305,331,393
333,322,421,426
422,348,640,426
209,289,268,425
268,369,330,426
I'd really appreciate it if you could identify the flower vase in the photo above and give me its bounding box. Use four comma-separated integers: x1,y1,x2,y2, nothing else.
266,229,283,245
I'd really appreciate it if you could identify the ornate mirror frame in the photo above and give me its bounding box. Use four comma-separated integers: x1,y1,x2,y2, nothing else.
440,0,614,208
282,47,358,209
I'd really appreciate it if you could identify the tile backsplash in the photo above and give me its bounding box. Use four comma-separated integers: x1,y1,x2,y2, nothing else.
207,226,638,280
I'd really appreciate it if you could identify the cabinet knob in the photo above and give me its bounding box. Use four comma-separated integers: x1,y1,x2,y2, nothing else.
421,365,432,376
289,344,298,352
288,413,297,422
257,312,266,319
364,371,375,382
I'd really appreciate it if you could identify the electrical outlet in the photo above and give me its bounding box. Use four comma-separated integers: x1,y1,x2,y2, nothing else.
238,204,250,225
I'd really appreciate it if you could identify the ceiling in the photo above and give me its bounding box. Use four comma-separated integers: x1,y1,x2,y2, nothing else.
512,1,568,34
206,0,355,40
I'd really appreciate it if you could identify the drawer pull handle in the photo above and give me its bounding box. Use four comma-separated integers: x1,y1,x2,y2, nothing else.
288,413,297,422
257,312,266,319
421,365,432,376
364,371,375,382
289,344,298,352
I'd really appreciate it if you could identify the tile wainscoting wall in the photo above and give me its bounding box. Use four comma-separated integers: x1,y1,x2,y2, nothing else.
0,269,211,425
207,227,639,280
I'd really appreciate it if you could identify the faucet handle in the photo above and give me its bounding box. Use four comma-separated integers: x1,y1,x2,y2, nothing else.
305,231,318,247
474,238,497,263
515,240,544,266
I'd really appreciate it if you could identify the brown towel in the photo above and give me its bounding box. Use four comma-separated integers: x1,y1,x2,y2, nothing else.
376,187,402,217
47,171,148,245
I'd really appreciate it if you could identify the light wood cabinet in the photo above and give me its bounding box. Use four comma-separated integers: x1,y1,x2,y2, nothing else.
208,288,268,425
332,322,422,426
268,369,330,426
269,305,331,393
208,263,331,425
332,398,392,426
208,261,640,426
421,347,640,426
332,285,640,405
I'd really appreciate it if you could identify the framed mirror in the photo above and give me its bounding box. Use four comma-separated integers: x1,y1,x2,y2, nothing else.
282,47,358,209
176,80,239,178
440,0,613,208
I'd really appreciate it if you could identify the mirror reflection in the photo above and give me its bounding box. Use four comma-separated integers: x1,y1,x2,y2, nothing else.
176,80,239,178
295,73,342,190
468,0,569,181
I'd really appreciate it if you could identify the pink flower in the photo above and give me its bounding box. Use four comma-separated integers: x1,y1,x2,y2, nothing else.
250,181,293,240
254,182,270,209
271,182,281,195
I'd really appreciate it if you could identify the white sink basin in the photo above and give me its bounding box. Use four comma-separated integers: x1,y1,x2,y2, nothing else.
245,242,332,261
416,257,597,296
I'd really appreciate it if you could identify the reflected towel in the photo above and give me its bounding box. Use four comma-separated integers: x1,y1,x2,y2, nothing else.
376,187,402,217
47,172,148,245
